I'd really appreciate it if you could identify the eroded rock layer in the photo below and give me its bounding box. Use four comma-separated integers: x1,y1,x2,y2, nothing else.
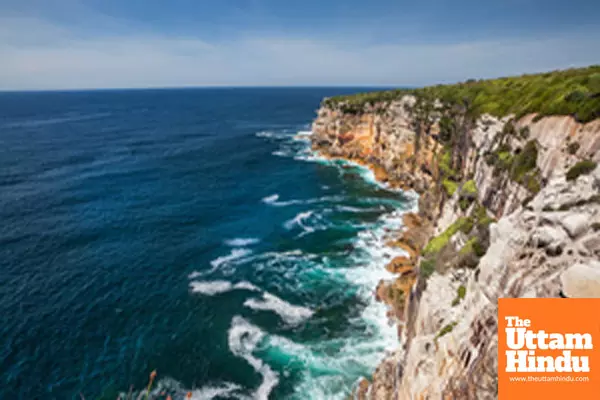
311,95,600,399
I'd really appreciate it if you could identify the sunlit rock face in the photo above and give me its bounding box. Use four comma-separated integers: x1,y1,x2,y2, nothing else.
312,97,600,399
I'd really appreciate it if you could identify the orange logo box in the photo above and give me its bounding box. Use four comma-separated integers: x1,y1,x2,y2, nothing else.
498,298,600,399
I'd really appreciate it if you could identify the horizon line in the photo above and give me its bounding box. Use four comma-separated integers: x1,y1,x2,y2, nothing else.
0,85,411,94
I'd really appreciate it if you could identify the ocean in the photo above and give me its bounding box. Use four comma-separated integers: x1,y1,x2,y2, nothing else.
0,88,416,399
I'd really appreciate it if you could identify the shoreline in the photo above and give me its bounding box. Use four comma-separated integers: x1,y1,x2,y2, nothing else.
311,146,425,333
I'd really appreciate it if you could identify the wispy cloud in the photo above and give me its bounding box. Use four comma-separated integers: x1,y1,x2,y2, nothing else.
0,15,598,90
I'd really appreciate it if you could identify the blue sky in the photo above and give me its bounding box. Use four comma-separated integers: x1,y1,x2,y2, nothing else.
1,0,599,89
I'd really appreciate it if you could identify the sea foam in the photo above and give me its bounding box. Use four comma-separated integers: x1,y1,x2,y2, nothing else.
228,316,279,400
244,292,314,326
224,237,260,247
190,280,260,296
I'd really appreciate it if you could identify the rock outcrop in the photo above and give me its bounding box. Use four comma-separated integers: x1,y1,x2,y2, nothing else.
311,95,600,399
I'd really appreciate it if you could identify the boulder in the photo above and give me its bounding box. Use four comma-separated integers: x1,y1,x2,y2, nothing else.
559,213,590,238
531,225,568,248
561,262,600,298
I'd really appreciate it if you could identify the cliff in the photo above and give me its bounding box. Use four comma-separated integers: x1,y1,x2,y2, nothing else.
311,66,600,399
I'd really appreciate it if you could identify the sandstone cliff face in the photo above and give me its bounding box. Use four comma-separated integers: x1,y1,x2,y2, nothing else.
311,97,600,399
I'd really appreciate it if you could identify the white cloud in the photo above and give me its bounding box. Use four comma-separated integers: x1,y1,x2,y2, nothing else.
0,16,598,90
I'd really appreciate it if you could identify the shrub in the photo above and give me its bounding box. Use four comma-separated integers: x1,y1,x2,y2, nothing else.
459,197,472,211
566,160,597,181
567,142,580,155
443,179,459,196
325,65,600,123
420,258,437,278
439,148,458,179
474,204,495,226
436,322,458,340
510,140,538,182
452,285,467,306
423,217,472,255
461,180,477,197
460,237,481,256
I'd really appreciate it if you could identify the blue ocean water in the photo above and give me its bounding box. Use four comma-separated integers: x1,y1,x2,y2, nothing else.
0,88,415,399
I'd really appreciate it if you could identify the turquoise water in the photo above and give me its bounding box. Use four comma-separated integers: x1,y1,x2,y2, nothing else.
0,89,415,399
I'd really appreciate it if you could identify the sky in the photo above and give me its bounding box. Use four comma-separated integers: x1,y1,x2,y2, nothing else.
0,0,599,90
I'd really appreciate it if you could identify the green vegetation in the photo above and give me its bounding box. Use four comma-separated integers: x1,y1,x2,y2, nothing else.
460,237,486,258
485,140,541,194
457,179,478,211
567,142,580,155
461,180,477,196
439,148,458,179
324,65,600,123
420,258,437,279
423,217,472,255
511,141,538,181
566,160,597,181
443,179,459,196
474,204,495,227
451,285,467,306
436,322,459,340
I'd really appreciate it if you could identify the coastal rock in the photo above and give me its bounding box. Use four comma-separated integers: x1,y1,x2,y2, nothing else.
559,213,590,238
311,92,600,400
386,256,413,273
561,262,600,298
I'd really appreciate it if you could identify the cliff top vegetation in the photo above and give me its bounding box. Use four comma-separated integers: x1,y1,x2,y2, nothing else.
323,65,600,123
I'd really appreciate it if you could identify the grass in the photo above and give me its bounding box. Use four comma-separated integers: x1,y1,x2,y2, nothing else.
485,140,541,194
436,322,459,340
420,258,437,279
451,285,467,306
423,217,472,255
443,179,459,196
439,148,458,179
510,141,538,181
323,65,600,123
474,203,495,226
461,180,477,196
566,160,597,181
460,237,486,258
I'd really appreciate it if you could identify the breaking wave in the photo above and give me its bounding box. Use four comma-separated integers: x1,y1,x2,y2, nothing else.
224,238,261,247
244,292,314,326
190,280,260,296
228,316,280,400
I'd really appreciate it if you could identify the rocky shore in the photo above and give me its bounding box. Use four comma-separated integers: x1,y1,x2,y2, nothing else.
311,89,600,399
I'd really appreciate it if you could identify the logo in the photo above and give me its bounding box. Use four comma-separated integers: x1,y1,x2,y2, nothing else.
498,298,600,399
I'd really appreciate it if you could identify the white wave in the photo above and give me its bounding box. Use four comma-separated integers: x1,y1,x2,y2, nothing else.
255,131,293,139
188,382,245,400
224,237,260,247
244,292,314,326
190,280,260,296
272,150,292,157
284,211,314,231
292,131,312,142
262,193,280,205
148,377,249,400
255,131,276,138
262,193,344,208
210,248,253,269
234,281,261,292
228,316,279,400
188,271,202,279
335,205,384,213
